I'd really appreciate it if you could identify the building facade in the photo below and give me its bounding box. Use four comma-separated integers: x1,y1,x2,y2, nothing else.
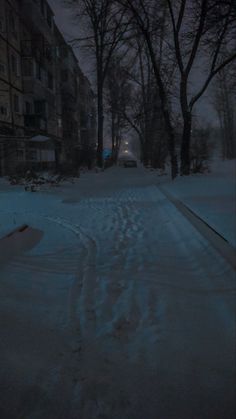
0,0,96,175
0,0,24,174
0,0,23,136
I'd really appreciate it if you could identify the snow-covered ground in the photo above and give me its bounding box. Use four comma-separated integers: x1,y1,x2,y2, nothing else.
163,159,236,247
0,162,235,419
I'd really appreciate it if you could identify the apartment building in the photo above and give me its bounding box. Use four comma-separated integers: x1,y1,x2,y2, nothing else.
0,0,96,175
79,69,96,150
55,27,96,169
0,0,23,136
0,0,24,174
78,69,96,167
20,0,61,169
55,27,79,166
20,0,60,136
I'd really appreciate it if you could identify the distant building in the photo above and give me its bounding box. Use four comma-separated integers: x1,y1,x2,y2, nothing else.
0,0,96,176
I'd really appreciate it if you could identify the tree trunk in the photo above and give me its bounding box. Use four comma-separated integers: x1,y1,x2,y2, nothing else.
97,82,104,168
111,110,115,159
180,112,192,175
144,34,178,178
139,138,145,163
224,83,235,158
165,113,178,178
217,109,226,159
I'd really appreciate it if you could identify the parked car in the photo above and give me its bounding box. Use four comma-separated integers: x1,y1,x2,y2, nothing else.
118,158,127,166
123,160,137,168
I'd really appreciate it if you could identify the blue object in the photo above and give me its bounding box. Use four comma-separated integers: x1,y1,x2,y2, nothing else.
103,149,112,159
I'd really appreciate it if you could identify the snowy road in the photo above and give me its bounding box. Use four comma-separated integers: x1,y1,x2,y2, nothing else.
0,167,235,419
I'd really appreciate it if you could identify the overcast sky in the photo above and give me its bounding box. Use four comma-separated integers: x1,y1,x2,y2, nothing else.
48,0,219,127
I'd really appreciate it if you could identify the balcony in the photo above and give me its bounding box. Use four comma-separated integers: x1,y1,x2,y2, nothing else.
24,115,47,131
21,37,53,63
23,80,55,105
23,78,41,94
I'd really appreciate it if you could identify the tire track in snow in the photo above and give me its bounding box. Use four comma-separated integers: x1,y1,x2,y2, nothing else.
0,209,98,418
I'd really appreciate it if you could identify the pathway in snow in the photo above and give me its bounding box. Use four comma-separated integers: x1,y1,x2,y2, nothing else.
0,167,235,419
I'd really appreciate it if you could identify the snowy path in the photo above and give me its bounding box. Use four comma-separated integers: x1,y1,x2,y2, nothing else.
0,167,235,419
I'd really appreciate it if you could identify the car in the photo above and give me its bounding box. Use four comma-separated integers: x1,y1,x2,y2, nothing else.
123,160,137,168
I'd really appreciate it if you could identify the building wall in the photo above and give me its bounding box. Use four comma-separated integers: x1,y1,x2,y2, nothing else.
0,0,24,136
20,0,59,140
0,0,97,174
55,27,95,166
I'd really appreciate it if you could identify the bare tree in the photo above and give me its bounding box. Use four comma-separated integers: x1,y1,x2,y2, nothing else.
128,43,168,167
105,55,131,161
167,0,236,174
117,0,179,179
67,0,129,167
105,44,163,166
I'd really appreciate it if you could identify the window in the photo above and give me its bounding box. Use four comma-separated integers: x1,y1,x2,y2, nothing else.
32,35,44,59
47,71,53,90
29,150,37,161
25,101,31,114
34,100,46,116
17,150,24,160
61,70,68,82
21,40,32,57
0,61,6,74
35,62,42,80
56,46,60,59
45,44,52,61
13,94,20,113
11,54,18,76
22,58,33,77
0,105,8,116
80,111,88,128
9,11,17,39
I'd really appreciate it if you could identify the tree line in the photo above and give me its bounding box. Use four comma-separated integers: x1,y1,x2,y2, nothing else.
66,0,236,177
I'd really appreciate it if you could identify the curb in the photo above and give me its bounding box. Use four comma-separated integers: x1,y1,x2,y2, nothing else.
158,185,236,271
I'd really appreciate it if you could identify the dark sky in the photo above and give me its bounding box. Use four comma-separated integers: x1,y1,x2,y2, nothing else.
48,0,72,38
48,0,219,127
